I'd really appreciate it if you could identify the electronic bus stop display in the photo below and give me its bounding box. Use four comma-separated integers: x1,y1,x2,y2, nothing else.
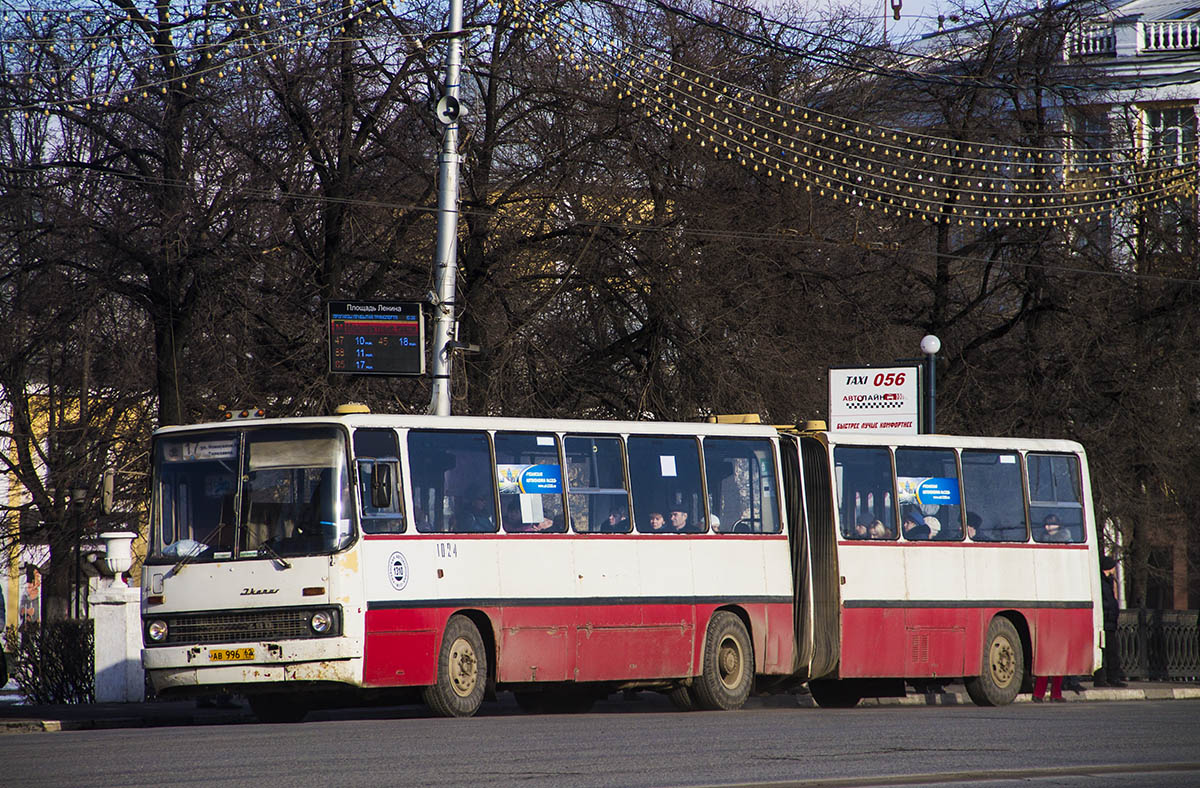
327,300,425,375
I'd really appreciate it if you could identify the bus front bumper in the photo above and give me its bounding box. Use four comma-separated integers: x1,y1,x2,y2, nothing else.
143,637,363,692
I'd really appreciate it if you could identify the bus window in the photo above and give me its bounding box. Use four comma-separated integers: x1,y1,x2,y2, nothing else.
354,428,404,534
240,428,352,558
628,436,704,533
1028,453,1084,543
961,450,1028,542
154,432,240,561
407,430,497,533
495,432,566,533
833,446,895,540
895,448,962,541
703,438,780,533
564,436,631,533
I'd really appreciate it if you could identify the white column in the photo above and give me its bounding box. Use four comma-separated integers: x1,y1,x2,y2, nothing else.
89,582,144,702
90,531,143,703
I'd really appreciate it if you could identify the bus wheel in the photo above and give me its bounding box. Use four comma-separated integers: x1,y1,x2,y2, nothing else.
424,615,487,717
693,611,754,710
965,617,1024,707
249,693,308,723
667,685,697,712
808,679,863,708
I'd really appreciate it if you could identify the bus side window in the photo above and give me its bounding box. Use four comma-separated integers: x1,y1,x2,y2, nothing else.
703,437,780,534
833,446,895,540
628,436,705,533
962,450,1028,542
354,429,405,534
408,430,496,534
895,447,962,541
495,432,566,534
1028,453,1085,544
564,436,631,534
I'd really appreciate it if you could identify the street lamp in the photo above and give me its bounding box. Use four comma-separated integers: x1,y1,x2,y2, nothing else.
920,334,941,434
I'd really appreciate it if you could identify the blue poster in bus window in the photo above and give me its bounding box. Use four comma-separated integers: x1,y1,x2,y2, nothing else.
897,476,960,506
496,464,563,494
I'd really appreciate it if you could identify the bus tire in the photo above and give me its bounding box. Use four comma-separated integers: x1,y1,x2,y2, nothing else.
424,615,487,718
249,693,308,723
693,611,754,711
667,685,697,712
808,679,863,708
965,616,1024,707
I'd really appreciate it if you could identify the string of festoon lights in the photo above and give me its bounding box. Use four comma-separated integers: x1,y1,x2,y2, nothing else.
498,0,1199,227
1,0,398,115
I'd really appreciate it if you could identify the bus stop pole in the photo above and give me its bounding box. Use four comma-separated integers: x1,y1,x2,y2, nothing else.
428,0,466,417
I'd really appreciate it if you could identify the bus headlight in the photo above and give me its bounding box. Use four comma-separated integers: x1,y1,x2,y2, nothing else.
146,620,169,643
310,610,334,635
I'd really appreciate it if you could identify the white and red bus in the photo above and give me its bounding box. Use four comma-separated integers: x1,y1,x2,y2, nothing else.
140,407,1102,720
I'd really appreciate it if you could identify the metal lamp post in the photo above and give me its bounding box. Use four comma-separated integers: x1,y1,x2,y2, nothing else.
920,334,941,434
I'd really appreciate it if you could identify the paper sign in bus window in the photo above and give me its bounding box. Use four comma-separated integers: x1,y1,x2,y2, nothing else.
660,455,678,477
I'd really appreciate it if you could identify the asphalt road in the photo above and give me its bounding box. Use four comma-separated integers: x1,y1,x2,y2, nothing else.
3,695,1198,787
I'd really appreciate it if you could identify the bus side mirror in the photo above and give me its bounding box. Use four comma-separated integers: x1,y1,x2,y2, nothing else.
101,469,115,515
371,462,392,509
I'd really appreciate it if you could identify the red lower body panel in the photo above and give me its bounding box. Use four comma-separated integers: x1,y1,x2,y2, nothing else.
363,602,794,688
839,606,1094,679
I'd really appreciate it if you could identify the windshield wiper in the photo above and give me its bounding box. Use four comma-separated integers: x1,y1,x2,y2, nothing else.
257,540,292,570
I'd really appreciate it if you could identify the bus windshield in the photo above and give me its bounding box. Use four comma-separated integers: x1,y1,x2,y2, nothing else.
150,426,353,563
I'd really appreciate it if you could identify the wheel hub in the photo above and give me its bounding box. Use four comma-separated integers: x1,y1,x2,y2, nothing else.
449,636,478,697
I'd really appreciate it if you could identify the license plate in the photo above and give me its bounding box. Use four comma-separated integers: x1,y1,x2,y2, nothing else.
208,647,255,662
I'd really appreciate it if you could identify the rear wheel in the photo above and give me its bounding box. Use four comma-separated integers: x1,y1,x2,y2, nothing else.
667,685,697,712
808,679,863,708
249,693,307,723
693,611,754,710
423,615,487,717
964,616,1024,707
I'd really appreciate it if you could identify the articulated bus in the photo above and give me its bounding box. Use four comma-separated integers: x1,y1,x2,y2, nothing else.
141,407,1102,720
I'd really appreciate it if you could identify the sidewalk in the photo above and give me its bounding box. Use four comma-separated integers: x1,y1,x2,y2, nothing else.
2,680,1198,733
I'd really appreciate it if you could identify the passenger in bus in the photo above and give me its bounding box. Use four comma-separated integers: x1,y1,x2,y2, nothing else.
603,507,630,533
1038,513,1071,543
460,492,497,532
852,522,871,539
668,508,690,532
966,511,986,540
647,512,666,531
869,519,892,539
902,510,931,540
922,515,942,538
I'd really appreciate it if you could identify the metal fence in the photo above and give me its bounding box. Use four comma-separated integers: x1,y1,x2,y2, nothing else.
1117,609,1200,681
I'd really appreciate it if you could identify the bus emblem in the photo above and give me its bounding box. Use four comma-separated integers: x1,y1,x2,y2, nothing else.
389,552,410,591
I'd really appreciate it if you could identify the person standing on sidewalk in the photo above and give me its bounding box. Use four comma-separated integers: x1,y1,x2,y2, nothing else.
1095,555,1127,688
1032,675,1065,703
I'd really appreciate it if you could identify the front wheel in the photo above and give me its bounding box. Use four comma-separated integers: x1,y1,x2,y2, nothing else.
964,616,1024,707
693,611,754,710
423,615,488,717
